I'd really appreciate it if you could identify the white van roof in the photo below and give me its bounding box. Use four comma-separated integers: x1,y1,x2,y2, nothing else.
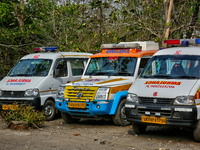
21,52,93,60
154,47,200,56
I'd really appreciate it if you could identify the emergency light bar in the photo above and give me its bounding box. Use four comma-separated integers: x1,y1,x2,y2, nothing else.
101,43,140,49
33,47,57,52
164,39,200,46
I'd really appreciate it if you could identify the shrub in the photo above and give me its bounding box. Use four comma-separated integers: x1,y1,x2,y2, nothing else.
0,103,46,129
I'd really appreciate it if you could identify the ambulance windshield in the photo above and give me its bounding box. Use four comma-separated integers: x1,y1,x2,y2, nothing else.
141,55,200,79
8,59,53,76
85,57,137,76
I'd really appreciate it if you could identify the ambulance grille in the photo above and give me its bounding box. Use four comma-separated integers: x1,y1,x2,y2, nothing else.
2,91,25,97
138,97,174,106
137,108,171,117
64,86,98,102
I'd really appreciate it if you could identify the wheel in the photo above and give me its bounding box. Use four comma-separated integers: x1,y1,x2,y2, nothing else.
43,100,56,121
61,112,80,124
193,120,200,142
132,123,147,134
112,98,130,126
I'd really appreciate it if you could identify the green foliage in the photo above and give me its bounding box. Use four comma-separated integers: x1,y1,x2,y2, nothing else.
0,0,200,75
0,103,45,128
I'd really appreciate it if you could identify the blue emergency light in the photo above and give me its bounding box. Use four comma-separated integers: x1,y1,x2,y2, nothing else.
164,39,200,46
33,47,57,52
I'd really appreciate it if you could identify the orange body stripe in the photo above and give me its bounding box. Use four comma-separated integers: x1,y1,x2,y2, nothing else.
110,84,132,94
90,50,158,59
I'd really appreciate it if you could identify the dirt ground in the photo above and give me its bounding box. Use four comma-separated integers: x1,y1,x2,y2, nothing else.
1,115,200,150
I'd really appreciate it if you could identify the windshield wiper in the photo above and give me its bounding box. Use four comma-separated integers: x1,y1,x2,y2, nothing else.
10,74,32,76
152,75,172,78
141,75,172,78
175,76,199,79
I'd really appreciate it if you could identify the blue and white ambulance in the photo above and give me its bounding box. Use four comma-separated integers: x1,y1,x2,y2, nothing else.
125,39,200,142
0,47,92,120
56,41,159,126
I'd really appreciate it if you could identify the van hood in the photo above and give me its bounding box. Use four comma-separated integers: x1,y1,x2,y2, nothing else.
68,77,133,87
0,76,45,91
128,78,198,98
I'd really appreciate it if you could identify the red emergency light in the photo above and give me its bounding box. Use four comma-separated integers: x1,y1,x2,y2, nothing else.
33,47,57,52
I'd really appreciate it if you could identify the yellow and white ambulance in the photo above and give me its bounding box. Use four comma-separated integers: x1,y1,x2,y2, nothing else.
0,47,92,120
125,39,200,141
56,41,159,126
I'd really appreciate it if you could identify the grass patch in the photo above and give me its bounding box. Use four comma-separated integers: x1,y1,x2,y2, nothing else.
0,104,46,129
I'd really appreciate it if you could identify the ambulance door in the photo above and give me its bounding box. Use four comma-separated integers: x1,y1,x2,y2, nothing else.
68,58,88,81
52,58,71,95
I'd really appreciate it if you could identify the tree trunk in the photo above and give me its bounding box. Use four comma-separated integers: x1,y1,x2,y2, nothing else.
163,0,173,47
13,0,24,33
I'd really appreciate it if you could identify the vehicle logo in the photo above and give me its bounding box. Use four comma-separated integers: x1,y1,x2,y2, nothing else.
175,50,182,55
153,92,158,97
153,99,157,104
11,91,14,95
76,92,83,98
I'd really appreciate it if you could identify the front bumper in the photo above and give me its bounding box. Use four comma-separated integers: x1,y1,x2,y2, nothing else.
55,98,113,117
0,97,41,110
125,103,197,127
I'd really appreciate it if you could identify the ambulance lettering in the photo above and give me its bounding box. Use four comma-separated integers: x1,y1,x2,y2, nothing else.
105,49,129,53
6,79,31,85
145,81,181,88
72,78,105,86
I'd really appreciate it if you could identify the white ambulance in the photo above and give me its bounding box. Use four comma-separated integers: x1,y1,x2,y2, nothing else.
125,39,200,142
0,47,92,120
56,41,159,126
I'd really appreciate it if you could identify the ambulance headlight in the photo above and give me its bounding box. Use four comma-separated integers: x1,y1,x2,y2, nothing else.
24,88,39,97
95,87,110,100
173,96,195,105
126,93,139,103
57,85,65,98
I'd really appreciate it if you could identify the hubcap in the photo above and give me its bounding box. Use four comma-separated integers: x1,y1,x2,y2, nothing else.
121,106,128,122
45,105,52,117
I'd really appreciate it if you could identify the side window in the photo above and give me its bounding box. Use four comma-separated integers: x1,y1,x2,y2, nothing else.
138,58,150,75
70,60,84,76
55,60,68,77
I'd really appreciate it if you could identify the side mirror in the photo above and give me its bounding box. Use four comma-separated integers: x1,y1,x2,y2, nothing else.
53,69,60,78
138,68,144,76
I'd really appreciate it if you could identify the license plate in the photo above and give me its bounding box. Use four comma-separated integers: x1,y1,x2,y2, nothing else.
141,116,166,124
68,102,86,108
2,105,18,110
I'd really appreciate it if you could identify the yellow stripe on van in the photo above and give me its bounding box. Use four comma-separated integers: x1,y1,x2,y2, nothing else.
96,78,127,84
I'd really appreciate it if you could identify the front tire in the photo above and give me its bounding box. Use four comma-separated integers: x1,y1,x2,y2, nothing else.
112,98,130,126
43,100,56,121
61,112,80,124
132,123,147,134
193,120,200,142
